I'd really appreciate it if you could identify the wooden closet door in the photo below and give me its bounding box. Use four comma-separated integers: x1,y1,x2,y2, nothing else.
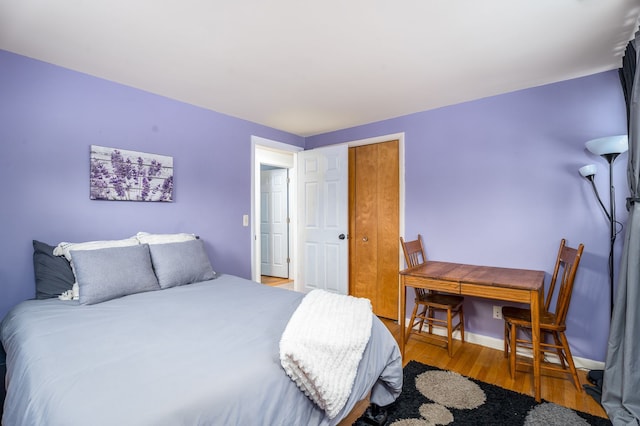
350,143,379,305
376,141,399,318
349,140,399,319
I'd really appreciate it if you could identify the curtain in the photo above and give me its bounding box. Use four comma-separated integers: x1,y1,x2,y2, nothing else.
602,31,640,425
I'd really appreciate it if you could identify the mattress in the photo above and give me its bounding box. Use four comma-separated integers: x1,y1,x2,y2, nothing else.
1,274,402,425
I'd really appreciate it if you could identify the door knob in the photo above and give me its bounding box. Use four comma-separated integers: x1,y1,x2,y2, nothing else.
339,234,346,240
362,236,369,242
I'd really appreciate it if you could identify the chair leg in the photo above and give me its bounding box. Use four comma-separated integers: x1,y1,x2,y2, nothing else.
504,321,509,358
459,307,465,343
416,305,428,333
509,323,517,379
405,303,420,345
447,308,453,357
551,331,567,369
427,307,434,335
558,331,582,391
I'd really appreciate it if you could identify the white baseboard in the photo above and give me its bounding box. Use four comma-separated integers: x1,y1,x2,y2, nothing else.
407,320,605,371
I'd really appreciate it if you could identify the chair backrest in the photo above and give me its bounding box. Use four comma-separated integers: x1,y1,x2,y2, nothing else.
545,239,584,325
400,235,427,268
401,235,428,299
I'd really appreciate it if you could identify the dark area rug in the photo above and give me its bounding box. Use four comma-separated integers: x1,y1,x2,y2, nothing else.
356,360,611,426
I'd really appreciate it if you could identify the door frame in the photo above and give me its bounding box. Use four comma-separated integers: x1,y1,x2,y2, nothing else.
251,136,302,285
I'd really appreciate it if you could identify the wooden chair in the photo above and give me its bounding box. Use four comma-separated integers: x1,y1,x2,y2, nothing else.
400,235,464,357
502,239,585,390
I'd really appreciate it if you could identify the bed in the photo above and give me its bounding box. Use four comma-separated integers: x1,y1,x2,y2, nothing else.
1,235,402,425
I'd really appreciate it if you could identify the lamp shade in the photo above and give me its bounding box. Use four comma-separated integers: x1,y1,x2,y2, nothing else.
579,164,597,178
585,135,629,156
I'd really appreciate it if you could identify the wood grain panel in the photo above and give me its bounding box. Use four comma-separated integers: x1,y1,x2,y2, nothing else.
376,140,399,319
460,283,531,303
403,276,460,293
349,140,399,319
348,151,356,295
459,283,532,303
356,143,379,303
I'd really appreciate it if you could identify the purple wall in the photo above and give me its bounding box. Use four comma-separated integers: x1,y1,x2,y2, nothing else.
0,48,628,363
0,50,304,319
307,72,628,362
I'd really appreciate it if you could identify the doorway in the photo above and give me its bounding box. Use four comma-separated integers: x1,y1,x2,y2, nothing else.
251,137,302,289
260,165,289,280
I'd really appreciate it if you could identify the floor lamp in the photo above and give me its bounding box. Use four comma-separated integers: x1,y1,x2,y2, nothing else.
579,134,628,316
578,135,628,403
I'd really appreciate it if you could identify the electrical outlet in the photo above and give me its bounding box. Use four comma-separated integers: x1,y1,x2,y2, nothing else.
493,305,502,320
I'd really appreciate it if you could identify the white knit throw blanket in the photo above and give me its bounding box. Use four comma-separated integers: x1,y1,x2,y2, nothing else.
279,289,373,419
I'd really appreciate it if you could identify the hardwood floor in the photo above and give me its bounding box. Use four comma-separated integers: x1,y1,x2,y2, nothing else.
380,318,608,419
261,275,293,286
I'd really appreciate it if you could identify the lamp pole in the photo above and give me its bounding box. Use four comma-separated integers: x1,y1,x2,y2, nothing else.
580,163,617,316
605,154,619,316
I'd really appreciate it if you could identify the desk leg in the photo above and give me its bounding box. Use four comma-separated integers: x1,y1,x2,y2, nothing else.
531,288,542,402
400,276,406,358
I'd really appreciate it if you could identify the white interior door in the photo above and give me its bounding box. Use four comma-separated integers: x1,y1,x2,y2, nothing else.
260,168,289,278
297,145,349,294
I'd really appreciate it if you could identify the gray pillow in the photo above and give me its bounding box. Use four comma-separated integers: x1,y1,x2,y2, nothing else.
148,239,216,289
71,244,160,305
33,240,75,299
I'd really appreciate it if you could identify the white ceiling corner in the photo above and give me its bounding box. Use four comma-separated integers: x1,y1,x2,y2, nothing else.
1,0,639,136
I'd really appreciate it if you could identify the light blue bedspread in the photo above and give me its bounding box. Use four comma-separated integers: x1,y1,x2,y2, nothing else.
1,275,402,425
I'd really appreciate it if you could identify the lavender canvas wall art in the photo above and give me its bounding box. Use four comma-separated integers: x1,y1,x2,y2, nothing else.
90,145,174,202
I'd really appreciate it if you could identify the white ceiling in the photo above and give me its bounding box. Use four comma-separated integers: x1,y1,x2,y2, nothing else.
1,1,640,137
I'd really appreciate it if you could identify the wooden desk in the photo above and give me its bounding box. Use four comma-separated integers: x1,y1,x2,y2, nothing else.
400,261,545,401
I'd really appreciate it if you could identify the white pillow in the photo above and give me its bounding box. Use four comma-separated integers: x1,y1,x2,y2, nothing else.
135,232,196,245
53,237,140,261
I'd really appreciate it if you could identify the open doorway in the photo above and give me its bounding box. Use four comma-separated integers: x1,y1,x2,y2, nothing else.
260,165,291,288
251,137,302,290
